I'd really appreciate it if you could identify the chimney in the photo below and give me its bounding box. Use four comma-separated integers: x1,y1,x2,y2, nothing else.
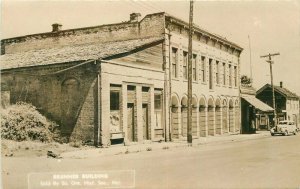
52,23,62,32
280,81,283,88
130,13,141,23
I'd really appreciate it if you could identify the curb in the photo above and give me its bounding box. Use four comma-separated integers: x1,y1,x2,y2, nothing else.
60,132,271,159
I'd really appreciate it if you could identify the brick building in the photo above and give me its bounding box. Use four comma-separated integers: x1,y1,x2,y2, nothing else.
1,12,243,146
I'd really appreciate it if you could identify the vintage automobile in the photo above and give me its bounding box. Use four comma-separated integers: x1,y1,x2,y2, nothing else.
270,121,297,136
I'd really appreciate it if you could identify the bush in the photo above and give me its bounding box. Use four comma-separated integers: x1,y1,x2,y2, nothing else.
1,102,60,142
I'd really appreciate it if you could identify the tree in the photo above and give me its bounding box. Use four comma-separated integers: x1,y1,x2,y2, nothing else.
241,75,252,86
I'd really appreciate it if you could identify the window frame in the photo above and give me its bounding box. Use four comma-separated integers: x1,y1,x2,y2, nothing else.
201,56,206,83
216,60,220,85
192,54,197,81
209,58,213,90
229,63,232,87
183,51,188,80
171,47,178,78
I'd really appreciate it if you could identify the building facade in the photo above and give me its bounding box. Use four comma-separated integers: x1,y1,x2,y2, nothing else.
240,84,273,133
1,12,243,146
256,82,300,127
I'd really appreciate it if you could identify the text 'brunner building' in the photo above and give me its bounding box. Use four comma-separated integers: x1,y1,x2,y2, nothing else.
0,12,243,147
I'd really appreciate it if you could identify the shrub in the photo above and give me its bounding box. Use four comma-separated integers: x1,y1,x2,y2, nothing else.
1,102,60,142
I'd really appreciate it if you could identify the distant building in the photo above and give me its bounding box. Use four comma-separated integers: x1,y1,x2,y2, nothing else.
240,84,273,133
256,82,300,127
1,12,243,146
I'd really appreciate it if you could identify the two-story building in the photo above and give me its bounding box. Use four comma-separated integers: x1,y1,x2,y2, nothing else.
256,82,300,127
1,12,243,146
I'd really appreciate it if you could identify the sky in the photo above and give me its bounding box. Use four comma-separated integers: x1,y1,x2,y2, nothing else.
1,0,300,95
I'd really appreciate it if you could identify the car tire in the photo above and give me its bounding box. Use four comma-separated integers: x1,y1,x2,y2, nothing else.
271,133,274,136
294,131,297,135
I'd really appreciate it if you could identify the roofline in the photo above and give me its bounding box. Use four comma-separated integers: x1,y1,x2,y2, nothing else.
1,37,164,71
2,11,243,52
256,83,299,99
104,38,164,60
164,13,243,51
1,21,136,43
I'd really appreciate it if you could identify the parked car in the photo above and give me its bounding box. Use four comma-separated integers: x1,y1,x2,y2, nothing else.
270,121,297,136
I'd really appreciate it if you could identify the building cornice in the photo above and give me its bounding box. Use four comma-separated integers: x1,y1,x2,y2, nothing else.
165,14,243,53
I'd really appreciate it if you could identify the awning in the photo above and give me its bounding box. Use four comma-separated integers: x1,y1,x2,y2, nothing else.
241,95,274,112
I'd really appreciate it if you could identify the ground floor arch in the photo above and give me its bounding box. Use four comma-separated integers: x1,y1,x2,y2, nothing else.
199,97,207,137
181,96,188,137
207,97,215,136
171,95,180,139
229,99,234,132
215,98,222,135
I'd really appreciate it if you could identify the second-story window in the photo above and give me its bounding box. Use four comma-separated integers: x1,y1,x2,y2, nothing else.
229,64,232,87
172,48,178,78
234,66,237,87
183,51,188,80
209,58,213,89
216,61,219,85
223,63,226,85
192,54,197,81
201,56,206,82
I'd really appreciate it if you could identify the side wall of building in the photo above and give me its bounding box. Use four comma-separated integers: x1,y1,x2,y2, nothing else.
1,63,98,142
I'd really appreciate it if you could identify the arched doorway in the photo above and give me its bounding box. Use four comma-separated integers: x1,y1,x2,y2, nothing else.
222,99,228,134
215,98,222,135
61,78,80,138
199,97,206,137
207,97,215,136
229,99,234,133
171,95,180,139
181,96,188,137
192,97,198,137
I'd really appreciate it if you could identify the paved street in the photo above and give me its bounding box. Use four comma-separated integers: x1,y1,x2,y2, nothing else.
2,133,300,189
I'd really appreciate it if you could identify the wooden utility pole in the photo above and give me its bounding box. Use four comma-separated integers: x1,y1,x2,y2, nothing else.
187,0,194,145
260,53,280,129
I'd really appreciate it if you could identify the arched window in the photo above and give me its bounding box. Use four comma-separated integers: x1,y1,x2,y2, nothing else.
61,78,80,135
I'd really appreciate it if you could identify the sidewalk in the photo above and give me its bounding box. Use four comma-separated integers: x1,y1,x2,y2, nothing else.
60,131,270,159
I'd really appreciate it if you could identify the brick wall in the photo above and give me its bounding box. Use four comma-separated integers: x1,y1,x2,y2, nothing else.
2,13,166,55
1,63,98,143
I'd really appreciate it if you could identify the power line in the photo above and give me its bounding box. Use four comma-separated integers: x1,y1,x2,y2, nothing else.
129,0,156,12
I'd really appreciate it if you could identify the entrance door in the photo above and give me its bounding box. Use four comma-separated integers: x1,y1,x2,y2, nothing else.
215,107,222,134
181,107,188,137
192,108,197,136
199,107,206,137
127,103,135,142
229,107,234,132
171,107,179,139
208,107,214,136
223,107,228,133
143,104,149,140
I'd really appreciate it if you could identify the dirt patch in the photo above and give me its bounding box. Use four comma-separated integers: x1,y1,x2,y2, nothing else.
1,139,93,157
